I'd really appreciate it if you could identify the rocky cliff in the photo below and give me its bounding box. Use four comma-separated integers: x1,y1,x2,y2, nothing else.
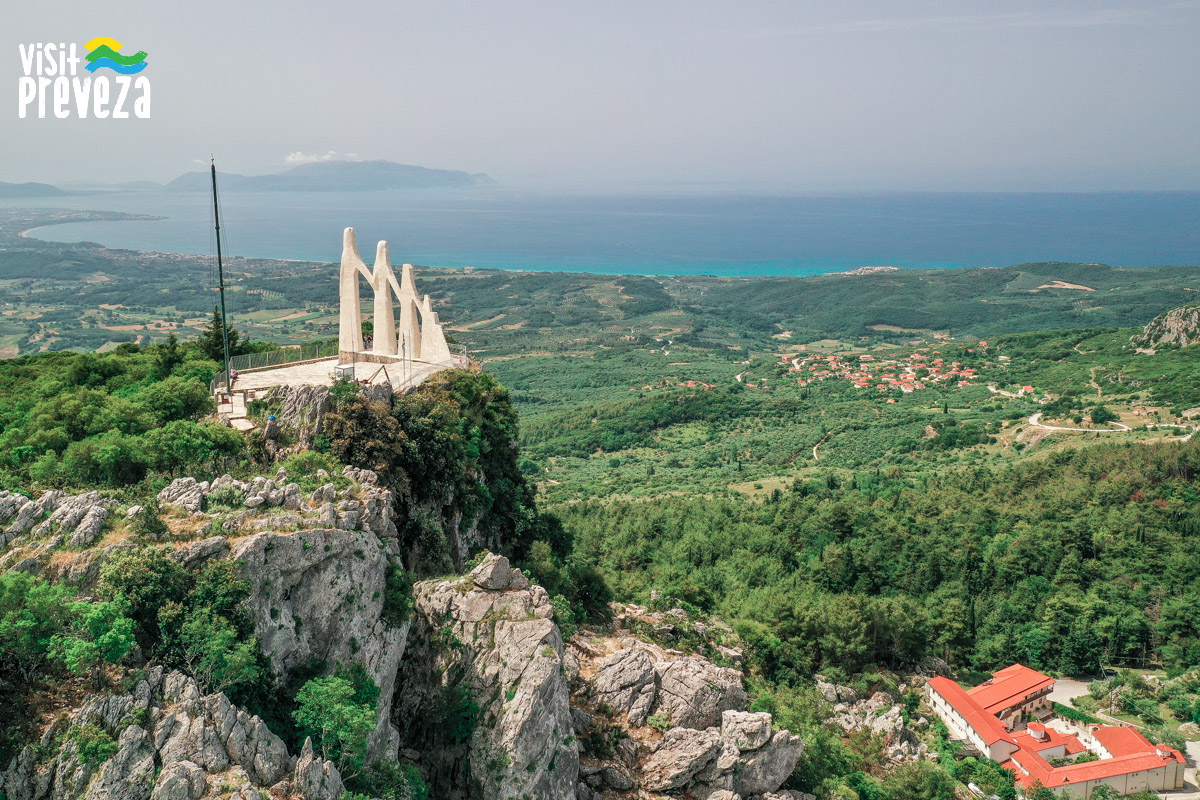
2,466,808,800
0,667,344,800
1130,302,1200,351
393,554,578,800
263,374,536,577
565,606,806,800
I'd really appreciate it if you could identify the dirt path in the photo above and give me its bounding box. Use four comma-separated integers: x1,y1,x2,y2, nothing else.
1028,412,1130,433
812,432,829,462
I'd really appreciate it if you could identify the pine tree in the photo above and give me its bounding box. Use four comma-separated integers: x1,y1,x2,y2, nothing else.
152,333,183,380
199,306,240,363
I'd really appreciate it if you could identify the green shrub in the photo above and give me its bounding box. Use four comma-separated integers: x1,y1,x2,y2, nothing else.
177,607,260,695
382,564,413,626
281,451,345,491
66,724,118,766
205,486,244,510
128,499,168,539
432,683,479,745
349,760,428,800
550,595,577,638
97,547,188,642
647,713,672,733
1052,702,1100,724
293,676,375,778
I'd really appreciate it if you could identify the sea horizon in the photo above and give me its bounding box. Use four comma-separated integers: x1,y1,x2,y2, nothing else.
5,187,1199,277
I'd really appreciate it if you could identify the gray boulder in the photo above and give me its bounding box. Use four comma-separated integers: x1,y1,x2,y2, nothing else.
731,730,804,797
641,727,724,791
592,648,659,726
470,552,515,589
158,478,205,514
654,657,747,730
721,710,773,750
150,760,207,800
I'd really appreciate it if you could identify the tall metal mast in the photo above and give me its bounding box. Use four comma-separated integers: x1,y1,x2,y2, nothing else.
210,157,232,392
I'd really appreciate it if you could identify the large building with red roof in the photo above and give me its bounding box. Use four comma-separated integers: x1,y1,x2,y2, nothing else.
967,663,1056,726
927,665,1185,798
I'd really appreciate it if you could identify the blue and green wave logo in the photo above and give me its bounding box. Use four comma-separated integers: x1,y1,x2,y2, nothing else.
84,36,148,74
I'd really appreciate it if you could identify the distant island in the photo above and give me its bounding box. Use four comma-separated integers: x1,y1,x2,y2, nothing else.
0,181,69,199
164,160,496,193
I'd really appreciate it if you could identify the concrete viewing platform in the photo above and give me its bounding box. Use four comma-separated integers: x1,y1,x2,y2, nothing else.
215,356,457,430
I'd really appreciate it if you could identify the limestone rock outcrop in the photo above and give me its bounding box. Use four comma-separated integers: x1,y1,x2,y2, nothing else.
0,489,116,577
830,684,930,762
1130,302,1200,351
568,611,803,800
0,668,341,800
630,712,802,798
641,728,725,792
233,527,410,758
155,466,398,538
655,657,746,730
591,648,658,726
395,553,578,800
268,384,334,448
0,489,111,555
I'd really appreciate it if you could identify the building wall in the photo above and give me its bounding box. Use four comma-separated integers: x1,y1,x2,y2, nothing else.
1039,761,1184,798
926,686,1017,763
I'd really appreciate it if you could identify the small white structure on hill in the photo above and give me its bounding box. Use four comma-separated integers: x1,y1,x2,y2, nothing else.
337,227,454,366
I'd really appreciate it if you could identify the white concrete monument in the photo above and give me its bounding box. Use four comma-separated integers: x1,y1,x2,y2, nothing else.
338,227,454,365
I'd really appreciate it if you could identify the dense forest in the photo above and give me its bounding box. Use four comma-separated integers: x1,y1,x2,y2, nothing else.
558,443,1200,677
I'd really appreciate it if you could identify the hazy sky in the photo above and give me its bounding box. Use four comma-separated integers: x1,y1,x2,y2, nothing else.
6,0,1200,190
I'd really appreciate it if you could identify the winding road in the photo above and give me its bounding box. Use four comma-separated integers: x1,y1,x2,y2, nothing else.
1028,411,1131,433
1027,412,1196,441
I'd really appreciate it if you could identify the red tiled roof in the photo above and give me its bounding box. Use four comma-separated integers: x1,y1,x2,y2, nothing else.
928,676,1016,746
1008,748,1183,789
1011,726,1086,756
1003,724,1184,790
967,663,1054,715
1092,726,1154,757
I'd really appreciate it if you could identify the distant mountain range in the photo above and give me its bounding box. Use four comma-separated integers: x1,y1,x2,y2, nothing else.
164,160,495,192
1,161,494,197
0,181,69,198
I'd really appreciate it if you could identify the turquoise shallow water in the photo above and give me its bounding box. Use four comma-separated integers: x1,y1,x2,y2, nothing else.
8,188,1200,275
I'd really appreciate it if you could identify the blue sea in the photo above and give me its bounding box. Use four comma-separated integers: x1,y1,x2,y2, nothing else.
8,189,1200,276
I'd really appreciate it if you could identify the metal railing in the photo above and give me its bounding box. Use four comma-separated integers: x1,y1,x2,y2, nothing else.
229,341,339,372
209,341,472,396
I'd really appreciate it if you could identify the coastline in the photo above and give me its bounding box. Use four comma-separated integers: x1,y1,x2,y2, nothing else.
16,211,166,241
